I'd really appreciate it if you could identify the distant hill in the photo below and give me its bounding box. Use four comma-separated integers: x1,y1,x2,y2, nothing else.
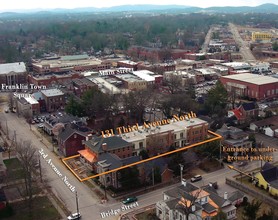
0,3,278,15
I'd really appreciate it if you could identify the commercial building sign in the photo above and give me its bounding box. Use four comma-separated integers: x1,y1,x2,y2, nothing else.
39,148,76,193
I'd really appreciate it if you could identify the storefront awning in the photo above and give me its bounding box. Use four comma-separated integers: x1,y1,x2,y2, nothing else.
78,149,97,163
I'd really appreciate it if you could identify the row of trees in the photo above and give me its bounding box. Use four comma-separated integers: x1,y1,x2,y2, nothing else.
2,11,278,62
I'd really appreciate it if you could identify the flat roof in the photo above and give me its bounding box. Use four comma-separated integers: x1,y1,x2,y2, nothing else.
87,77,121,94
41,89,64,97
133,70,156,82
121,117,207,143
32,57,102,68
115,73,144,82
222,73,278,85
25,96,39,105
0,62,26,75
118,60,138,65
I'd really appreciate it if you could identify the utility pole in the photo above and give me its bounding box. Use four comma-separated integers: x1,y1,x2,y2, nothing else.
14,130,17,146
179,164,184,183
104,175,107,200
152,167,155,187
38,156,42,183
5,120,8,138
75,191,80,219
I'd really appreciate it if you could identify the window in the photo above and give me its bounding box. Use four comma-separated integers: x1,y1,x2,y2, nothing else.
180,133,183,138
139,142,143,149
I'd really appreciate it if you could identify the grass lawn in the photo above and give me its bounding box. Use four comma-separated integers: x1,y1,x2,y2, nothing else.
4,158,25,181
4,158,21,170
2,196,61,220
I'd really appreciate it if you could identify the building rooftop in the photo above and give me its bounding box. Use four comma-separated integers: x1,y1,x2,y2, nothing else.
121,117,207,143
32,56,102,69
221,62,251,70
84,136,132,154
25,96,39,105
118,60,138,65
115,73,144,82
0,62,26,75
221,73,278,85
41,89,64,97
133,70,156,82
87,77,121,94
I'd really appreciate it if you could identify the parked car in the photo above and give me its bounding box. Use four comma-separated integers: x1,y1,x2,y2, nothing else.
191,175,202,182
122,197,137,204
67,212,81,220
4,109,9,113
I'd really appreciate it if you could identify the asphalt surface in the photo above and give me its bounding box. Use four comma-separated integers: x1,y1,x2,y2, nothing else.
1,99,278,220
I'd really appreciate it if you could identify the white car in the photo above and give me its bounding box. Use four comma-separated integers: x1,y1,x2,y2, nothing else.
67,212,81,220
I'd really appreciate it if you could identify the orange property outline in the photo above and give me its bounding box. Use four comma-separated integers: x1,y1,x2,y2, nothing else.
62,130,222,182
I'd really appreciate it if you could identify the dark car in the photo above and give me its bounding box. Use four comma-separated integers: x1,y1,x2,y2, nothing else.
191,175,202,183
122,197,137,204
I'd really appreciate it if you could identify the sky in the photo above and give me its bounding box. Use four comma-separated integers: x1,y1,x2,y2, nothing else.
1,0,277,12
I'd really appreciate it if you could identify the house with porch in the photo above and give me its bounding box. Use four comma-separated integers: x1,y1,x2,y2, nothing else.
156,180,237,220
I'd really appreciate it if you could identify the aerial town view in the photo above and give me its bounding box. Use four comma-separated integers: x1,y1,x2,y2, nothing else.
1,0,278,219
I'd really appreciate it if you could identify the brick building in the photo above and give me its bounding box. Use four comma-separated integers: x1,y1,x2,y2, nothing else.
80,136,135,172
28,71,82,87
41,89,65,112
58,126,87,157
220,73,278,101
32,54,111,74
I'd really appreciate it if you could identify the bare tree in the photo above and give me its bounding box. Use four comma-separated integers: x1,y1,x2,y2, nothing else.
16,140,38,211
8,92,14,110
164,74,183,94
175,187,204,220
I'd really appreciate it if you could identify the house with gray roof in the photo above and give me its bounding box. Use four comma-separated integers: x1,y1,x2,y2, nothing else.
79,135,135,174
156,181,237,220
96,153,140,189
216,124,252,155
58,126,88,157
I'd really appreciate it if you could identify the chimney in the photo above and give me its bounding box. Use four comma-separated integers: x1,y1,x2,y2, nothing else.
86,134,93,141
224,192,228,200
102,143,107,152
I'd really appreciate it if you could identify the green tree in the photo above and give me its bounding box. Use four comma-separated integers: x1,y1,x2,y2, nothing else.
242,200,262,220
65,95,84,117
119,166,140,190
139,149,149,160
211,210,227,220
273,41,278,51
248,134,256,148
204,81,228,118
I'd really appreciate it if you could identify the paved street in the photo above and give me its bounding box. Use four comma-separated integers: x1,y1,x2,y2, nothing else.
229,23,256,62
1,99,278,220
0,102,111,220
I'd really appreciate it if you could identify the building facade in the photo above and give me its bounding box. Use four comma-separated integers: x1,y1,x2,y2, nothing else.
0,62,27,87
220,73,278,101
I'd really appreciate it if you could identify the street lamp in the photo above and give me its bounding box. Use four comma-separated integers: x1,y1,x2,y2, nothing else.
179,164,184,183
